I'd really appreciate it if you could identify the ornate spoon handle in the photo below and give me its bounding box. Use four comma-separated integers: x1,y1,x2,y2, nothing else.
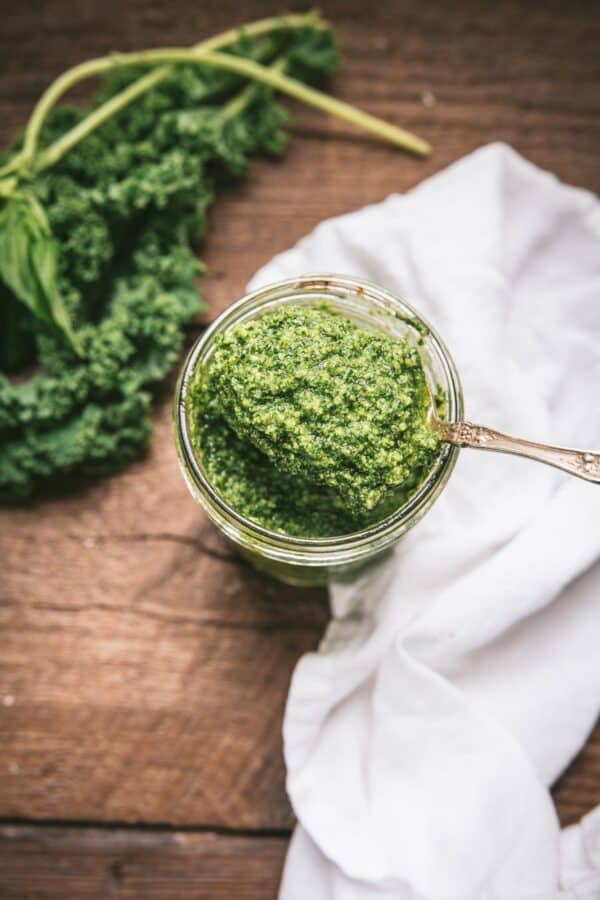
433,419,600,484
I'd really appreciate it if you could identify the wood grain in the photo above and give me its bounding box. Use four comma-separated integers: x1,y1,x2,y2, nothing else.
0,824,286,899
0,0,599,893
0,395,329,829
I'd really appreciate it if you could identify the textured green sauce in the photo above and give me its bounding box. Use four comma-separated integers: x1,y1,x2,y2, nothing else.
189,305,440,538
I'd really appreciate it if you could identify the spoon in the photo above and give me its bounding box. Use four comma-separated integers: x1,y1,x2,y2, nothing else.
427,390,600,484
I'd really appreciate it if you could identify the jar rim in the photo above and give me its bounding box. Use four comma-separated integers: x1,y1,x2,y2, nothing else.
175,274,463,562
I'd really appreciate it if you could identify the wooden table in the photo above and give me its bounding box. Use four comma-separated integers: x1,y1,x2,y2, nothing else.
1,1,599,896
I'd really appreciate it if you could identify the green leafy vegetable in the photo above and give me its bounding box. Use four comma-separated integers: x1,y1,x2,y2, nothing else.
0,13,430,502
0,193,82,353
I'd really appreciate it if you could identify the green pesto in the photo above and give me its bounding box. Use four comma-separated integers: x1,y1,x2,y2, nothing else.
189,305,441,538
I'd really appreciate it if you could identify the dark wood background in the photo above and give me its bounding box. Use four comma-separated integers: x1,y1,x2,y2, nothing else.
1,1,599,896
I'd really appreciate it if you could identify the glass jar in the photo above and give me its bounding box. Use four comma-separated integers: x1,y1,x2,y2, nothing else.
174,275,463,586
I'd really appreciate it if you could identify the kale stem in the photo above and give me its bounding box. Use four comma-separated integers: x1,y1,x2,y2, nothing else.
36,48,429,169
219,57,287,123
0,155,24,178
201,51,430,155
19,13,324,172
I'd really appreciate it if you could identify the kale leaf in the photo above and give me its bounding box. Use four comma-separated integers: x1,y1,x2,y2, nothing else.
0,24,339,501
0,192,82,354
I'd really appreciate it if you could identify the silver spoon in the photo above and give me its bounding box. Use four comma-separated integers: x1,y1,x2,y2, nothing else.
427,390,600,484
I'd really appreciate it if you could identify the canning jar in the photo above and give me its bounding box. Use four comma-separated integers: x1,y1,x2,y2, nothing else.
174,275,463,586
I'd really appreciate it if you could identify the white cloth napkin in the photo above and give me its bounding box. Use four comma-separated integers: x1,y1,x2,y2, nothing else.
248,144,600,900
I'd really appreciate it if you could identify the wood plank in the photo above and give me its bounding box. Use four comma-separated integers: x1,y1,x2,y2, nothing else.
0,0,598,835
0,824,287,899
553,723,600,827
0,394,328,829
2,0,600,322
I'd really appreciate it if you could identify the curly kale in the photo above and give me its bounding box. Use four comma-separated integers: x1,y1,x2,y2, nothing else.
0,23,340,500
